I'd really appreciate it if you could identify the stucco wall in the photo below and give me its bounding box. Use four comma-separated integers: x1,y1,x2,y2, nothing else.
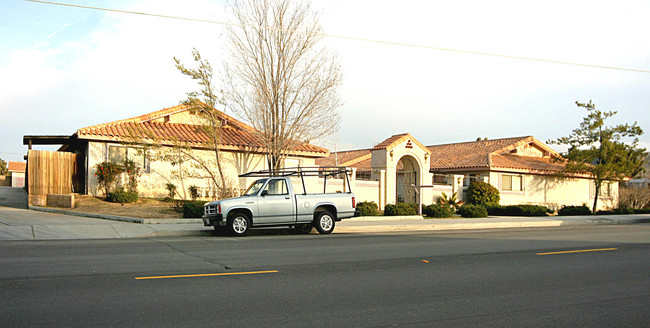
489,172,617,211
87,141,317,199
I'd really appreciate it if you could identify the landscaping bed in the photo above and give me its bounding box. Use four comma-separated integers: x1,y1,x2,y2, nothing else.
64,195,191,219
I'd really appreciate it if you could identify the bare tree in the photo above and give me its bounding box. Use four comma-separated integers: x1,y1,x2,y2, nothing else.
223,0,343,172
174,48,228,190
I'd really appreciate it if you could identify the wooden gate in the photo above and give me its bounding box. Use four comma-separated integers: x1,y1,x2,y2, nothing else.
27,150,77,206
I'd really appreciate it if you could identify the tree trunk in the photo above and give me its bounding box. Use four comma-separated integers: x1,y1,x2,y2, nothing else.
592,182,600,214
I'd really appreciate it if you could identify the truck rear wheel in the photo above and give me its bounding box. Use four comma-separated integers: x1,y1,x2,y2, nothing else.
314,211,335,234
227,213,251,236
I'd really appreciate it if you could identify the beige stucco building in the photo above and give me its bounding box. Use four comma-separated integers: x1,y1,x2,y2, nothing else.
29,105,328,199
25,105,617,211
317,134,618,212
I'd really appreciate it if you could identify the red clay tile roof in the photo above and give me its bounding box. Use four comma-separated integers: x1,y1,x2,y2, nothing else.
371,133,410,150
77,106,327,156
428,136,532,170
490,154,565,173
315,149,371,167
8,161,26,172
322,136,567,175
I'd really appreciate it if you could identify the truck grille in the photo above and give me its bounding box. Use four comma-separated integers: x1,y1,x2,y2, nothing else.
204,204,217,215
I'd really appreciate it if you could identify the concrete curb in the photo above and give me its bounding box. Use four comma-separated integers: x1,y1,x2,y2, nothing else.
15,207,649,240
29,206,203,224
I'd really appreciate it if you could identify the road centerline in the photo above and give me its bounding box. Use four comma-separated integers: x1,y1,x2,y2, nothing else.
135,270,279,280
536,248,618,256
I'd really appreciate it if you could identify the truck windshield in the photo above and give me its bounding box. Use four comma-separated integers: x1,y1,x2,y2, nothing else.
243,179,266,196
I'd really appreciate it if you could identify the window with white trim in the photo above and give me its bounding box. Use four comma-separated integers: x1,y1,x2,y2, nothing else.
107,145,150,173
591,181,612,198
108,145,127,163
501,174,523,191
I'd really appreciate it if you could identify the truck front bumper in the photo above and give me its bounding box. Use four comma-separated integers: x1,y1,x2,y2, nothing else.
202,214,224,227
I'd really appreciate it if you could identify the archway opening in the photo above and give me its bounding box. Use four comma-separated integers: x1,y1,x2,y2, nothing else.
396,155,420,204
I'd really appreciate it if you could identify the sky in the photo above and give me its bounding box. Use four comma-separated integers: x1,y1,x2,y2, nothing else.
1,0,649,163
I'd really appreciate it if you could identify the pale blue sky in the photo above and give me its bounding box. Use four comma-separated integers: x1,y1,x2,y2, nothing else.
2,0,649,162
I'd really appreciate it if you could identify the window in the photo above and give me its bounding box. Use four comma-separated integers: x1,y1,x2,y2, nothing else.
264,179,288,195
592,181,612,198
432,174,448,185
464,174,478,186
109,146,127,163
355,170,372,181
502,174,522,191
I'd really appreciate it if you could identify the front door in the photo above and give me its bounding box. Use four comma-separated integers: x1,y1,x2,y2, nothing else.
396,171,416,204
256,179,295,224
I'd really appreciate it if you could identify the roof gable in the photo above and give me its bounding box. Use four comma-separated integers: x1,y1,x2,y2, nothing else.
76,105,327,156
371,133,431,154
428,136,531,170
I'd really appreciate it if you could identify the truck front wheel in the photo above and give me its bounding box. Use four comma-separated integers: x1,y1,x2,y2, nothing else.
227,213,251,236
314,211,335,234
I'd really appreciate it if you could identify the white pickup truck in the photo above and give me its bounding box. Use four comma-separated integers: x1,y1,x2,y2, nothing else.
203,167,357,236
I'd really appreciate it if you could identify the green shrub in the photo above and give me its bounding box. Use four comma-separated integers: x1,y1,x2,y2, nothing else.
487,204,550,216
615,208,634,214
458,204,488,218
384,203,418,216
356,201,380,216
182,201,206,218
633,208,650,214
558,205,592,216
466,181,500,206
106,188,138,203
95,161,123,196
122,159,141,192
423,204,455,218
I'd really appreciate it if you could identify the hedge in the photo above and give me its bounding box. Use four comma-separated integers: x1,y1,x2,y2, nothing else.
423,204,455,218
106,188,138,203
458,204,488,218
182,201,206,218
384,203,418,216
558,205,592,216
356,201,380,216
486,204,551,217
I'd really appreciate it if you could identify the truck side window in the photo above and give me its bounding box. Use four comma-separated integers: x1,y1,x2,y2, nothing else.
265,179,288,196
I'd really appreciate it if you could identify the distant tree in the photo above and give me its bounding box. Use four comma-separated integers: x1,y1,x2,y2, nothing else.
550,100,646,213
223,0,343,172
0,158,8,175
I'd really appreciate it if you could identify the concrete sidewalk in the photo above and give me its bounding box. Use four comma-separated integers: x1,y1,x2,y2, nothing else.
0,205,648,240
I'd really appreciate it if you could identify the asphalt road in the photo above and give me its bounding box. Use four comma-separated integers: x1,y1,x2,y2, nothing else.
1,225,649,327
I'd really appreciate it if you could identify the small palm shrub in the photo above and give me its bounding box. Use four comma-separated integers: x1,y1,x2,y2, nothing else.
436,192,461,210
188,185,200,201
458,204,488,218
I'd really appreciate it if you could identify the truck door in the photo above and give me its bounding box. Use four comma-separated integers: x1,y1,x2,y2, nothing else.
257,178,295,224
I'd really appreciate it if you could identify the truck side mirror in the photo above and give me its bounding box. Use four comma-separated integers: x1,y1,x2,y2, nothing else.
261,190,268,197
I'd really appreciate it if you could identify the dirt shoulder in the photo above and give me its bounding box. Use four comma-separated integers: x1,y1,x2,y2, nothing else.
66,195,186,219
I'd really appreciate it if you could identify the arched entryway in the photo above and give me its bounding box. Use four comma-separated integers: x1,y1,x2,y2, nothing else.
396,155,420,204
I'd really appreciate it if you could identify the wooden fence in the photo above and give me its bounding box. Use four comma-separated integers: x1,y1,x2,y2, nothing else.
27,150,77,206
